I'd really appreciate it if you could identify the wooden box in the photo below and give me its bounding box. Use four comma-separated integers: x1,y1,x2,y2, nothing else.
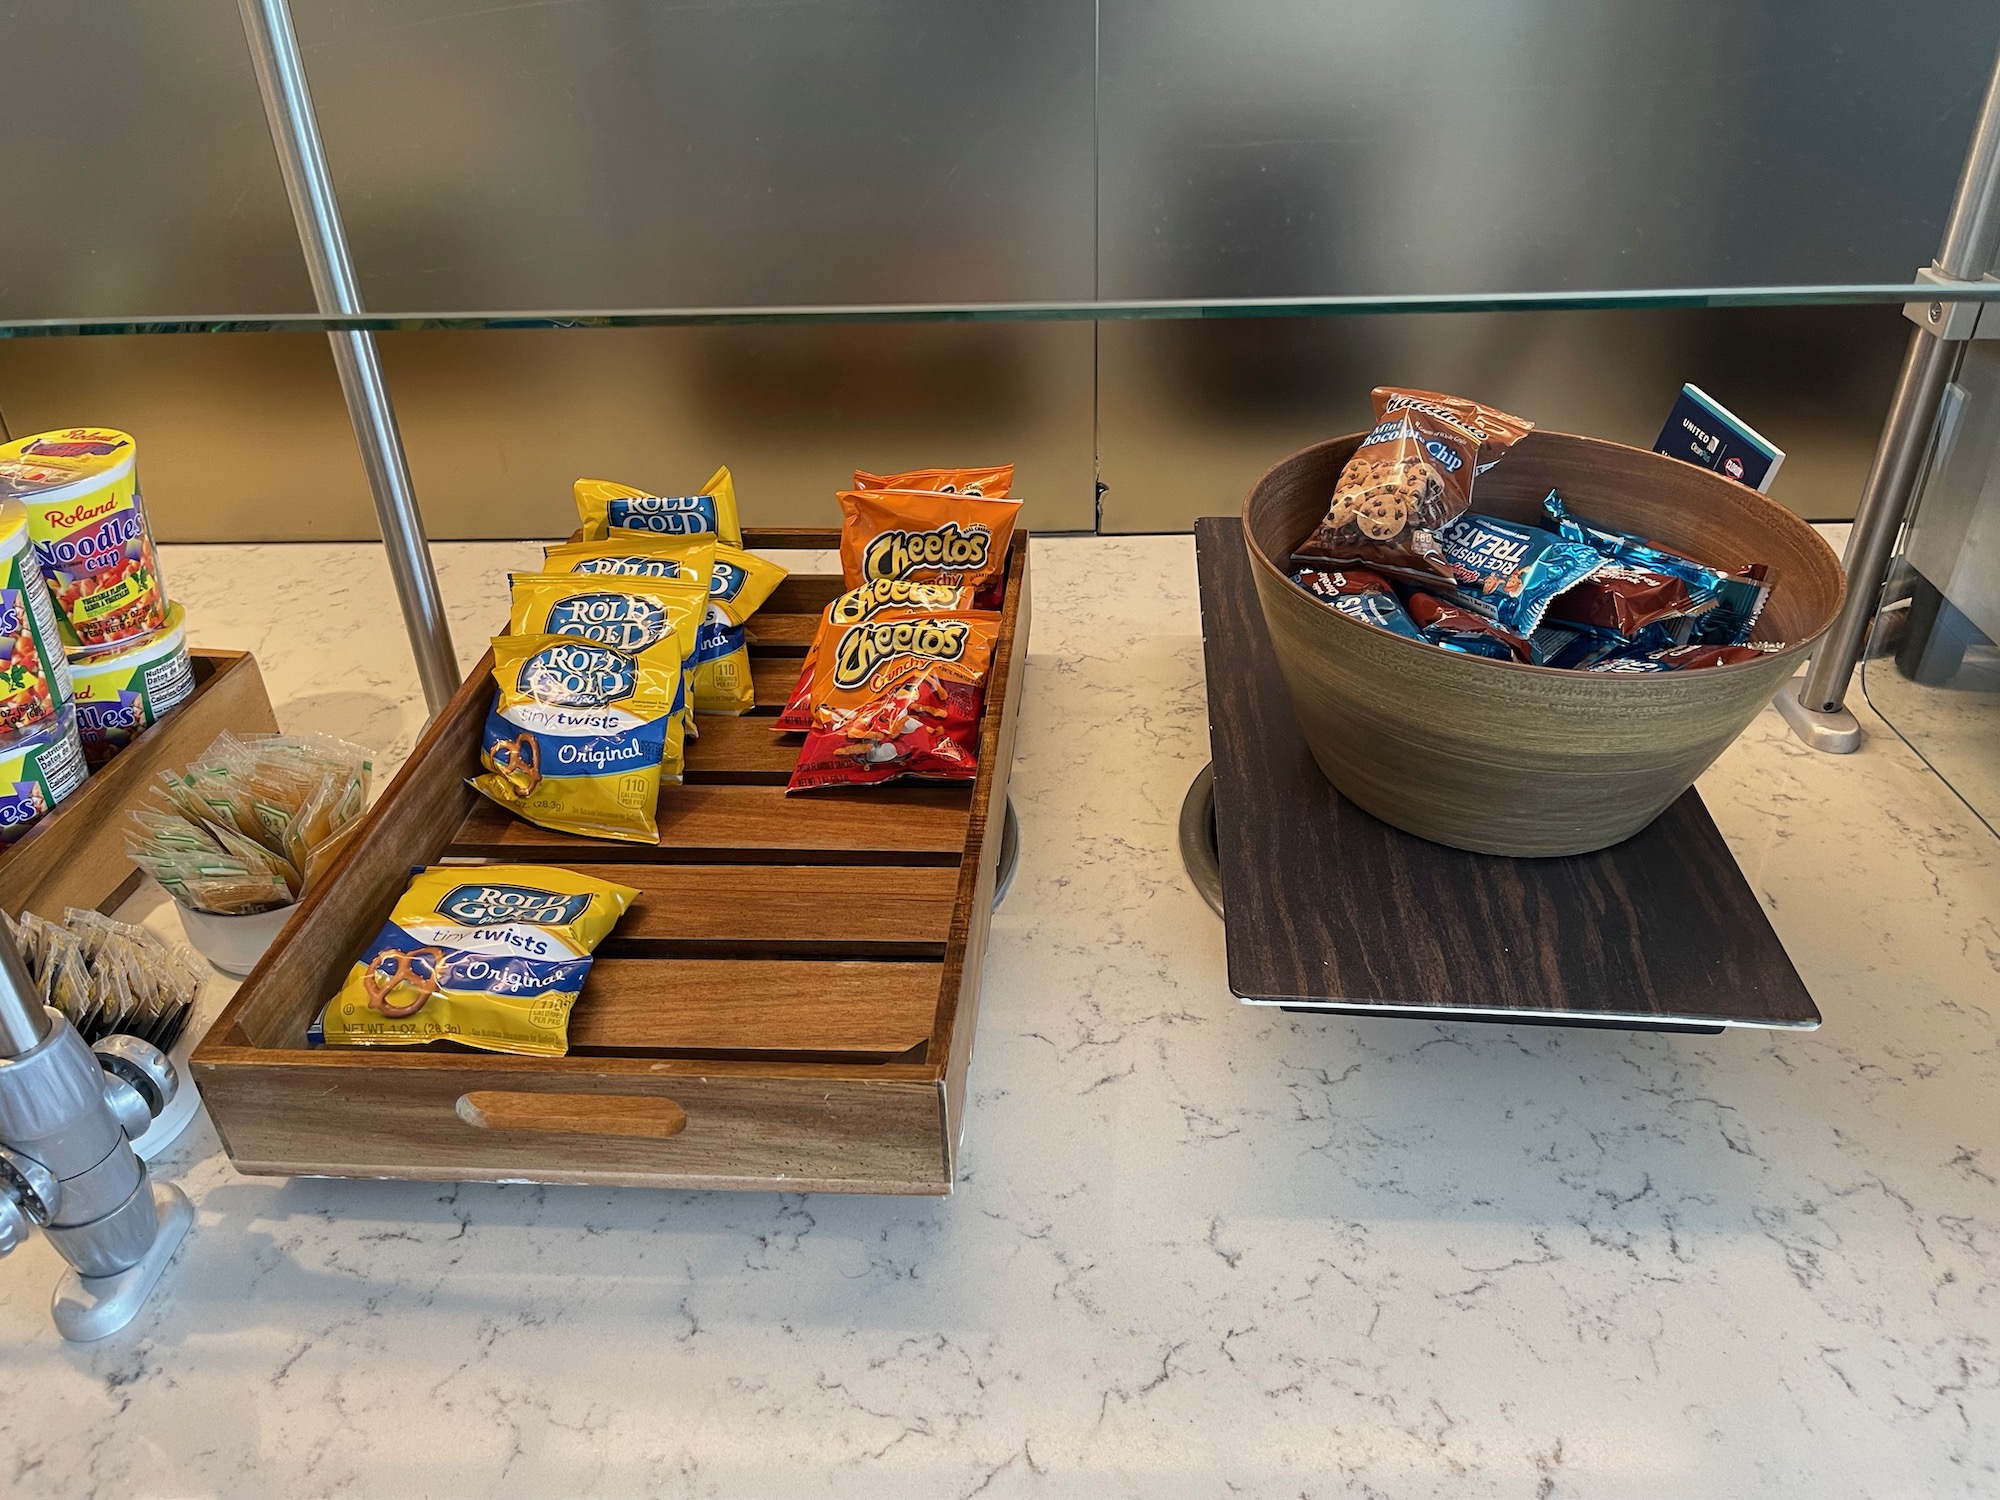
193,530,1030,1195
0,651,279,920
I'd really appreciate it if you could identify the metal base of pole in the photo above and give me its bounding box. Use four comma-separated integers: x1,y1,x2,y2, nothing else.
50,1182,193,1342
1773,680,1864,754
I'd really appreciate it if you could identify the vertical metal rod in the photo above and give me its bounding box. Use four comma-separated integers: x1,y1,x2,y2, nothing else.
1794,46,2000,721
0,930,50,1059
237,0,461,715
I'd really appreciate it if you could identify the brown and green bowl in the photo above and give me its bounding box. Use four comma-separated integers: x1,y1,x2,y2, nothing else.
1243,429,1846,857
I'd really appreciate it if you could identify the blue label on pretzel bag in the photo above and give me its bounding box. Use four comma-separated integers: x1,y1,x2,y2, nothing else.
606,493,718,535
437,883,593,929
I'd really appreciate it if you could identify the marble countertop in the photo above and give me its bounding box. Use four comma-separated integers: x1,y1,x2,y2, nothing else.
2,532,1996,1499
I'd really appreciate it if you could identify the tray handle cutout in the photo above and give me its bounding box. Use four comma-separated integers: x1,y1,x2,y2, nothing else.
457,1091,688,1140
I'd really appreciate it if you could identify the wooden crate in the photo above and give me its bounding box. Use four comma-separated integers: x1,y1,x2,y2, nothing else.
0,651,279,920
193,530,1030,1195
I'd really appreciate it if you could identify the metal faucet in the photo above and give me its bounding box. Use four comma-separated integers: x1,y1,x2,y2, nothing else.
0,932,193,1340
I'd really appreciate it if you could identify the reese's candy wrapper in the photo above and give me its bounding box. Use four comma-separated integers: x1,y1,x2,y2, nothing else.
1295,389,1533,583
837,489,1019,591
316,864,636,1057
776,579,976,732
1543,490,1773,646
1406,591,1537,664
473,633,684,844
691,544,788,715
852,465,1014,497
576,464,741,546
1289,567,1423,642
788,610,999,792
1583,643,1777,673
1427,512,1603,635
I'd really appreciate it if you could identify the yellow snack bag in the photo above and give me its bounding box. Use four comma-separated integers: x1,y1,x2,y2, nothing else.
472,633,683,843
315,864,637,1056
575,464,741,546
541,534,717,585
509,567,707,737
691,544,789,715
508,569,706,674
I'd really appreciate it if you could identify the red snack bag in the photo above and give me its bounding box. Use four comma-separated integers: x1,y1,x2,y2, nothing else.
787,611,1001,792
837,489,1020,591
1294,388,1534,583
852,465,1014,498
774,578,975,732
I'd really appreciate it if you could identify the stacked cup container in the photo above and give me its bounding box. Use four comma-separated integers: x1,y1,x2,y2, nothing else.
0,499,85,842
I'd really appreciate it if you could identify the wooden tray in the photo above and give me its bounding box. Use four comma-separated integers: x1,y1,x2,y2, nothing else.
1195,518,1820,1033
193,529,1030,1194
0,651,279,920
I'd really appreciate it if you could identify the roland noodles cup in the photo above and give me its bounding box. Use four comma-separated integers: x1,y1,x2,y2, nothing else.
0,499,74,738
69,604,196,766
0,428,170,657
0,705,87,845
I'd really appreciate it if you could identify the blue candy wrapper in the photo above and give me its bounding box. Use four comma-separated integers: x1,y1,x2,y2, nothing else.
1543,490,1772,645
1430,512,1603,636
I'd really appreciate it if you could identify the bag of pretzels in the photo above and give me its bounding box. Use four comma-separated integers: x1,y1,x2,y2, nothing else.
1294,388,1534,585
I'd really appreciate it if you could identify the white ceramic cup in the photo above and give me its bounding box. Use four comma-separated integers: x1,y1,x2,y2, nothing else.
177,902,297,978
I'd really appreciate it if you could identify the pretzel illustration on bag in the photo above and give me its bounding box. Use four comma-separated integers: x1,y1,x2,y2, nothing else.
361,945,446,1018
488,732,540,795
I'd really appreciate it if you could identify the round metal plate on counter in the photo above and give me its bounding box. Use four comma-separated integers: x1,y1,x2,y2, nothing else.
993,796,1021,911
1177,765,1224,916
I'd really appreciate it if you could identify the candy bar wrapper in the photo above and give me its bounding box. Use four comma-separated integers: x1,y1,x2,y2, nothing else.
1583,643,1779,674
1426,512,1602,636
1288,567,1424,641
1295,389,1533,583
1543,490,1773,646
1406,592,1537,664
1543,562,1716,640
1532,619,1691,671
1689,564,1772,646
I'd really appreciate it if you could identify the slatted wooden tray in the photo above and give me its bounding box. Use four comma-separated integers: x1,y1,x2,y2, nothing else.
193,530,1030,1194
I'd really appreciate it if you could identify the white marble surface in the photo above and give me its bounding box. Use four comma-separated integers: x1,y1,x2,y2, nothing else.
3,532,1997,1499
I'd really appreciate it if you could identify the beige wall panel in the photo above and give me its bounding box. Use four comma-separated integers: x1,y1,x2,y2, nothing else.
0,323,1096,541
1097,307,1906,532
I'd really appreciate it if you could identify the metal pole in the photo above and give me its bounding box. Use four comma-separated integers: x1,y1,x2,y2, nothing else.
0,933,50,1059
237,0,461,715
1782,46,2000,750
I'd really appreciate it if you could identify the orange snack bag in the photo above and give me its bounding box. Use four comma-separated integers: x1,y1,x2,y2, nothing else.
852,465,1014,497
774,579,975,732
787,611,1000,793
837,490,1020,591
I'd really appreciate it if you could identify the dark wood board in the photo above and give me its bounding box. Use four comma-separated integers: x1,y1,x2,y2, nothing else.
1194,517,1820,1031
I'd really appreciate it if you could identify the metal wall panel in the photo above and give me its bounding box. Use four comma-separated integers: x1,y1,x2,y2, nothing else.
0,1,308,318
0,324,1098,540
1099,1,2000,300
1096,306,1907,531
